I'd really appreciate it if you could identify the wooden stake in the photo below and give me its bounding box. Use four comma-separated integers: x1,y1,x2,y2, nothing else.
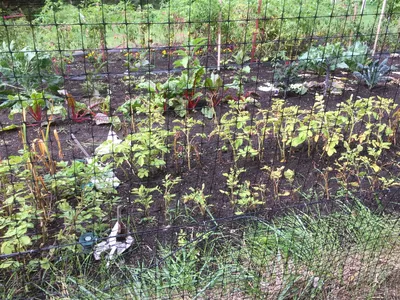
250,0,262,62
372,0,388,56
217,0,222,71
360,0,367,15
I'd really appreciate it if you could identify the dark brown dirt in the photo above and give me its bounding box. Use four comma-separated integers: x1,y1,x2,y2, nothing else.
1,49,400,238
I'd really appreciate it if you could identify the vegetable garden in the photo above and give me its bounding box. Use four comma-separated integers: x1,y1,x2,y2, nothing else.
1,0,400,298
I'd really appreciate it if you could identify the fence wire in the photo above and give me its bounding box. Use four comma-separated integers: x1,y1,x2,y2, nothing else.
1,0,400,298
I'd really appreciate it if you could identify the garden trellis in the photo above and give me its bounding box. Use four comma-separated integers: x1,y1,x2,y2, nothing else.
1,0,400,298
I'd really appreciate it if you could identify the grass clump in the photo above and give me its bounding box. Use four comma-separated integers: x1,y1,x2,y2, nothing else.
3,198,399,299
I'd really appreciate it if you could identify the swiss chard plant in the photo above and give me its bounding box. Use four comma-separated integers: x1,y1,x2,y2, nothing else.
65,93,94,122
166,39,206,117
137,40,207,117
7,90,65,124
202,72,225,118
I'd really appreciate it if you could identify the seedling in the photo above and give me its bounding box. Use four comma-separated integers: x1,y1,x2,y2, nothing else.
183,184,211,216
132,185,160,217
173,118,206,170
162,174,181,219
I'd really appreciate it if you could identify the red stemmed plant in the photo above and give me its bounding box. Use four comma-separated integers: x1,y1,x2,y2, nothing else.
66,93,94,123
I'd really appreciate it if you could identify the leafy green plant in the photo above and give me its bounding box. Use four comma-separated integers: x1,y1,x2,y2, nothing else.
220,167,263,214
343,41,371,72
220,167,245,206
132,185,160,217
81,51,108,97
65,93,94,122
173,117,206,170
165,39,207,116
268,98,301,161
124,50,151,71
0,41,61,94
299,43,347,95
273,61,305,98
225,49,251,97
235,181,264,215
211,100,258,164
254,109,272,160
0,154,37,260
7,90,66,124
353,58,391,90
161,174,181,218
0,148,119,269
202,72,225,118
183,184,211,216
100,109,170,178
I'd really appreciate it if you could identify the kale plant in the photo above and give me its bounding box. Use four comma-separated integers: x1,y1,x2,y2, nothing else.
353,58,391,90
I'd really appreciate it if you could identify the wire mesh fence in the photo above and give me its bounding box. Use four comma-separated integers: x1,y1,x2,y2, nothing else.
1,0,400,298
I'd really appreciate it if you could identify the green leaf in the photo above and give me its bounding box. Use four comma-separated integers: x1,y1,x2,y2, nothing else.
371,164,381,172
19,236,31,246
234,138,243,149
0,124,19,132
138,168,149,178
336,62,349,69
291,133,307,147
40,258,51,270
201,106,214,119
0,260,19,269
1,242,14,255
242,66,251,73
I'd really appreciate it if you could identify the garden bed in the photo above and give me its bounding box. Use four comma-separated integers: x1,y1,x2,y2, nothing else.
1,47,400,231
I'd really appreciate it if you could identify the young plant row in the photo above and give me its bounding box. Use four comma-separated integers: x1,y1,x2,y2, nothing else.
96,93,400,215
4,196,399,299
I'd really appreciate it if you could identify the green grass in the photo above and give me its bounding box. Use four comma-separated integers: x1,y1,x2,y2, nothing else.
1,0,396,57
3,198,399,299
